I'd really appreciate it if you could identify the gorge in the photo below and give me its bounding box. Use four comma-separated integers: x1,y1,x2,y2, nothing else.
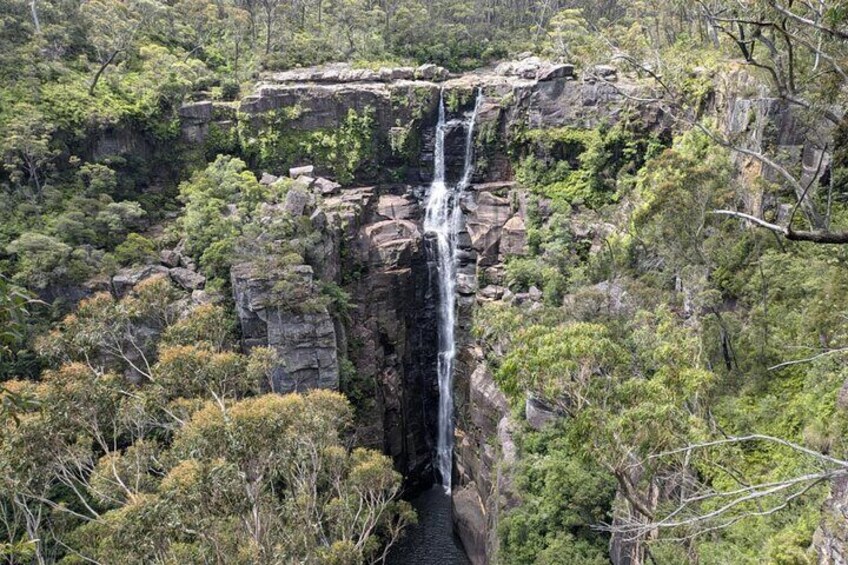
4,3,848,559
427,88,482,493
171,59,843,562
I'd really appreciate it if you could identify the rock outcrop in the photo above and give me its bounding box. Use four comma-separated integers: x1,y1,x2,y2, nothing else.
112,265,170,297
813,476,848,564
181,57,668,187
231,262,340,393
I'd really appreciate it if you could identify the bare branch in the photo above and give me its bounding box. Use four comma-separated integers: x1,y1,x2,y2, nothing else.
768,1,848,41
649,433,848,468
768,347,848,371
710,210,789,235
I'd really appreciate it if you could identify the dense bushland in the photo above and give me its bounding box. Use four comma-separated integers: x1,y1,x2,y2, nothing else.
2,0,848,563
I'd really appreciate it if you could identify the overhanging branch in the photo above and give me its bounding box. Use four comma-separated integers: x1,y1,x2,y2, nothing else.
710,210,848,243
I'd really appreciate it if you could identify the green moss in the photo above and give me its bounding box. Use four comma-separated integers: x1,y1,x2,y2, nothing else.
242,106,375,184
512,124,651,209
445,88,474,113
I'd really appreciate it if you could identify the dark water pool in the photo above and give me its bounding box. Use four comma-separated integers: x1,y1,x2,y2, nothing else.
387,486,470,565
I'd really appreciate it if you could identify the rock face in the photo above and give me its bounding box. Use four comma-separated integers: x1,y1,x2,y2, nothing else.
190,58,679,563
450,182,527,563
225,181,440,481
181,58,667,186
231,262,340,392
814,475,848,564
330,186,439,482
453,353,518,565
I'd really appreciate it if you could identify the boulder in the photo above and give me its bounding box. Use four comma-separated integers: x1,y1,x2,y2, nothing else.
293,175,316,190
112,265,170,297
537,63,574,81
313,177,341,195
169,267,206,291
178,101,213,121
494,61,517,76
526,394,559,430
191,289,213,305
478,285,505,301
179,254,198,271
160,249,182,268
528,285,542,302
283,188,312,216
500,215,527,257
514,56,543,79
259,172,279,186
289,165,314,179
309,208,327,231
414,63,449,81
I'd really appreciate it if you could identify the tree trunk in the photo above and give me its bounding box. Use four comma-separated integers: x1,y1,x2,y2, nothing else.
89,50,121,95
29,0,40,33
265,9,272,55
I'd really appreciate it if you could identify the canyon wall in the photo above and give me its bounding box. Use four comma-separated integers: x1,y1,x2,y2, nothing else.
174,59,837,564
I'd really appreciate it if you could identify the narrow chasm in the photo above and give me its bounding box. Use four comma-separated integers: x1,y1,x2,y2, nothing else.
386,90,482,564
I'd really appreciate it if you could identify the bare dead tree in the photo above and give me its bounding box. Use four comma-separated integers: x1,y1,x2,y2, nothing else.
599,435,848,541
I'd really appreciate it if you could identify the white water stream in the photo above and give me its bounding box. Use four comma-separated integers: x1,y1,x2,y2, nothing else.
425,89,483,493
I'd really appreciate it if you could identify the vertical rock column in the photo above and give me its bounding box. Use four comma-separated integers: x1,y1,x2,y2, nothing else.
231,262,340,392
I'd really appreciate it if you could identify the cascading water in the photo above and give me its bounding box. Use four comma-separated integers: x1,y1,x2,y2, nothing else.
425,89,483,493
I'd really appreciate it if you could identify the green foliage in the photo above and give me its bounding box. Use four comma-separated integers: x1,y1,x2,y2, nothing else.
302,108,376,184
177,154,272,279
6,232,95,290
0,278,40,383
486,111,848,563
112,233,157,266
2,1,848,563
1,104,57,196
3,276,412,562
500,426,614,565
504,257,567,305
543,9,599,63
249,107,376,184
179,155,251,250
513,124,649,209
631,127,734,276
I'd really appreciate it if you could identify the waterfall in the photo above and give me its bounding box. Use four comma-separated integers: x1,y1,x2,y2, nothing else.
425,89,483,493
